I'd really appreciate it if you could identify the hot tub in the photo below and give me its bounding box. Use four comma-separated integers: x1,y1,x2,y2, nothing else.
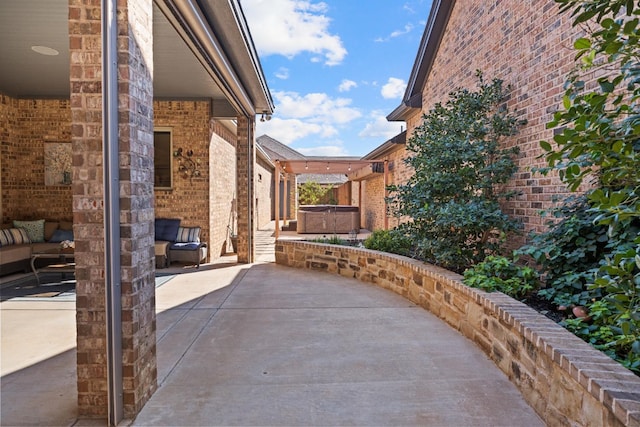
296,205,360,234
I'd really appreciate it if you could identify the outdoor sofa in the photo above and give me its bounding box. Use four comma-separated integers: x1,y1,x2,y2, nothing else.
0,219,74,276
154,218,207,268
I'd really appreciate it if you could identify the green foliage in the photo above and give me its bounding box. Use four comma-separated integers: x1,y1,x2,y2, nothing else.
298,181,332,205
517,196,608,307
532,0,640,373
463,255,540,301
363,229,412,257
309,235,345,245
389,71,525,273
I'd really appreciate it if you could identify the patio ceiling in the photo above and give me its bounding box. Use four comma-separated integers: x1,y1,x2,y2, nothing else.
276,160,373,175
0,0,273,117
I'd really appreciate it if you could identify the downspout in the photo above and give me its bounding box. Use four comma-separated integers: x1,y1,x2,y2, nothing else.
102,0,123,424
245,117,254,262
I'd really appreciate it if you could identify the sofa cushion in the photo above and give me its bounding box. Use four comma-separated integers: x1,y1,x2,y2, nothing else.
59,221,73,231
44,222,59,241
0,228,31,246
170,242,202,251
176,226,200,243
49,229,74,243
13,219,45,243
155,218,181,242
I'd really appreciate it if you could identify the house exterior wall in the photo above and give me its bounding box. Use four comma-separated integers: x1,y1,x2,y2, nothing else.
255,156,273,228
154,100,211,258
358,147,407,232
394,0,587,238
361,175,384,231
209,120,238,256
0,96,72,223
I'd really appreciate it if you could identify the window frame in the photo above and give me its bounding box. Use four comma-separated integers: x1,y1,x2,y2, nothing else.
154,127,173,190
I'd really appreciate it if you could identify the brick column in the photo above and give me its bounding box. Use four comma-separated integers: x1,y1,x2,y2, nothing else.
236,115,255,263
70,0,157,418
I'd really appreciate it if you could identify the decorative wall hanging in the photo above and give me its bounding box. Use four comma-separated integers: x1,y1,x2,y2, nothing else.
44,142,72,186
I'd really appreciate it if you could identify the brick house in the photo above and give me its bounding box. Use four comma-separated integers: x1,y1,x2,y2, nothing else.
358,0,586,239
0,0,272,423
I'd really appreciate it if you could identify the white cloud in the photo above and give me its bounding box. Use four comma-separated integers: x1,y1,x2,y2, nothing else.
390,23,414,38
255,90,362,146
381,77,406,99
359,110,403,139
375,22,414,42
275,67,289,79
273,91,361,124
297,144,349,156
241,0,347,66
338,79,357,92
256,117,335,145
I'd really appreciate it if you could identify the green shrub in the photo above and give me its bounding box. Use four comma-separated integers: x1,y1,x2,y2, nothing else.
309,235,345,245
517,196,607,308
388,71,525,273
463,255,540,301
363,229,412,257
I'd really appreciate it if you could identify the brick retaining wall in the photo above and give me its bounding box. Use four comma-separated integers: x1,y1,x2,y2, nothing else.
275,240,640,426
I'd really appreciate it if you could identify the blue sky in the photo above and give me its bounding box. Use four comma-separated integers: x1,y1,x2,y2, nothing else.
240,0,433,157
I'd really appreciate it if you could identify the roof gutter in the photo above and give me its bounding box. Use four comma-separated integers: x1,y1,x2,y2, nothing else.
228,0,274,114
157,0,257,117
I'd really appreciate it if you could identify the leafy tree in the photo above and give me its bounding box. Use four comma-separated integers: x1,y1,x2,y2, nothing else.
535,0,640,373
298,181,331,205
388,72,525,273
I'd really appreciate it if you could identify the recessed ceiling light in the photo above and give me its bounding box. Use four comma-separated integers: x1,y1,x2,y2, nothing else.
31,45,59,56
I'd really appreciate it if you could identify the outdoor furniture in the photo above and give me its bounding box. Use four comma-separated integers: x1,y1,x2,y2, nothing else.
155,219,207,268
296,205,360,234
30,246,75,285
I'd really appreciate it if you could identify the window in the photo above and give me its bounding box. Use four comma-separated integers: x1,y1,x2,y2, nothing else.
154,129,172,189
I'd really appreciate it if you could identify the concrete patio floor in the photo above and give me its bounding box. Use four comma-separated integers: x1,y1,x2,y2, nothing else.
1,225,544,426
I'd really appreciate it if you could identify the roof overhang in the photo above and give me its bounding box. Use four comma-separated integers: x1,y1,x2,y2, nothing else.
387,0,455,122
0,0,273,119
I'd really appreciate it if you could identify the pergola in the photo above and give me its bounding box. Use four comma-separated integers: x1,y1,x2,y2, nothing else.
273,159,391,238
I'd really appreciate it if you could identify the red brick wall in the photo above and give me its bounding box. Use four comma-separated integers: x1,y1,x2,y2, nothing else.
359,147,407,231
154,100,211,257
395,0,591,238
209,120,237,255
362,176,384,231
0,96,72,223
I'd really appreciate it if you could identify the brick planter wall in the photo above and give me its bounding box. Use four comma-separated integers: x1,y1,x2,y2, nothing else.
275,240,640,426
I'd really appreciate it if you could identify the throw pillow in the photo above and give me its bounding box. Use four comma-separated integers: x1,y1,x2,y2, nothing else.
13,219,45,243
0,228,31,246
49,229,74,243
176,226,201,243
154,218,181,242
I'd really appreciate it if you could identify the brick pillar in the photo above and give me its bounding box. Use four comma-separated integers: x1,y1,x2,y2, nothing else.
70,0,157,419
236,115,255,263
